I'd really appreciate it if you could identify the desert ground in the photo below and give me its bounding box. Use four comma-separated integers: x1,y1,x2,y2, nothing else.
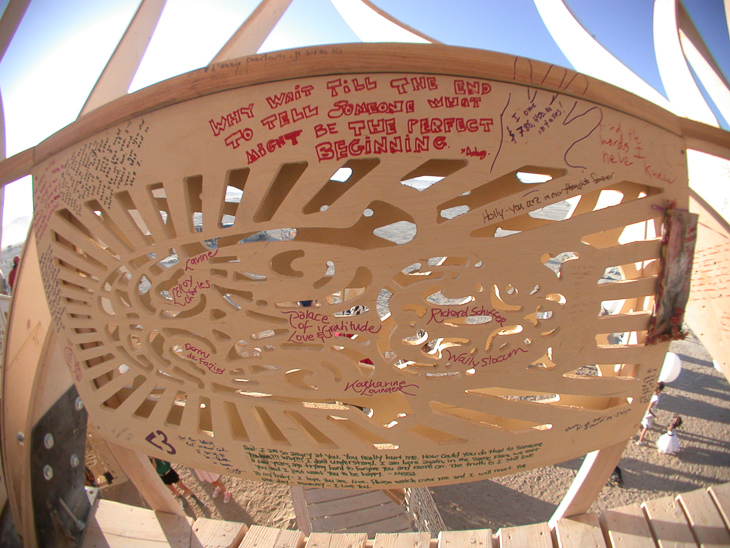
102,329,730,533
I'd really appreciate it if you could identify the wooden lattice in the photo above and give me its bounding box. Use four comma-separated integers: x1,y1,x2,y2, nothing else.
31,45,687,488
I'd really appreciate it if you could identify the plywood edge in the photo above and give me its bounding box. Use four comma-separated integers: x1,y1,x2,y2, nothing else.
31,43,686,174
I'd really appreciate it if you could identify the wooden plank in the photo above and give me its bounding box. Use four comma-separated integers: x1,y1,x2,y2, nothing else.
304,532,368,547
79,0,166,115
337,514,413,537
498,522,552,548
239,525,305,548
105,443,186,517
599,504,655,548
303,489,369,504
549,440,628,524
642,495,696,548
311,502,408,532
372,532,430,548
308,492,396,518
81,498,193,547
438,529,492,547
553,514,606,548
708,483,730,530
291,486,313,537
678,489,730,547
190,517,248,548
211,0,294,62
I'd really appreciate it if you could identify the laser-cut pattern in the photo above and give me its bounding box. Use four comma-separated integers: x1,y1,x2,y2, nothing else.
33,56,687,488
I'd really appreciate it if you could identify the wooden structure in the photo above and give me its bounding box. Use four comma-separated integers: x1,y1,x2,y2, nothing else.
0,1,728,546
78,481,730,547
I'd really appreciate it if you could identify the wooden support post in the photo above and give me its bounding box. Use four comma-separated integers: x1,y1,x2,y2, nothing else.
549,440,628,525
103,442,186,517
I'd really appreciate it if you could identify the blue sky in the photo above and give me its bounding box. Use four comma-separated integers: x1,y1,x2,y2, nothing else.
0,0,727,244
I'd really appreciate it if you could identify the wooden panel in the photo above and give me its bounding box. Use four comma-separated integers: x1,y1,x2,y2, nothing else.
304,532,368,547
26,44,687,491
498,522,552,548
687,191,730,382
81,498,193,547
438,528,493,547
338,514,413,537
708,483,730,529
308,492,396,518
372,532,430,548
553,514,606,548
642,495,696,548
599,504,655,548
239,525,305,548
311,504,409,532
191,517,247,548
678,489,730,547
303,489,375,505
291,486,313,536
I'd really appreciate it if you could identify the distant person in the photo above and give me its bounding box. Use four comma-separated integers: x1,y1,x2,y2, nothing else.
152,458,193,497
657,415,683,455
194,468,232,503
8,256,19,291
635,382,665,445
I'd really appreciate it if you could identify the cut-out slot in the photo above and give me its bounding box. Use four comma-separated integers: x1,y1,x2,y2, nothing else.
400,159,468,191
165,392,187,427
255,162,308,222
437,166,565,223
223,401,249,440
303,158,380,214
220,168,249,227
430,401,550,432
408,424,467,445
185,175,204,233
198,396,213,436
285,411,337,446
253,406,290,444
373,221,417,245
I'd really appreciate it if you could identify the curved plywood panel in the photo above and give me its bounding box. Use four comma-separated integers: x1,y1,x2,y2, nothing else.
30,45,686,489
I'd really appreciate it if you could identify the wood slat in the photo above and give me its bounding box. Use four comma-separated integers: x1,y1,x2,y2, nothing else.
308,492,397,519
677,489,730,548
372,531,431,548
311,504,408,533
708,483,730,530
304,532,368,547
642,495,697,548
81,499,193,547
553,514,606,548
438,529,493,547
303,489,370,504
498,522,552,548
190,517,248,548
337,514,413,537
239,525,305,548
599,504,655,548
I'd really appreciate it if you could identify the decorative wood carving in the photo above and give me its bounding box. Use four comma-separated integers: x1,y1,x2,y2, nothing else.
31,45,686,488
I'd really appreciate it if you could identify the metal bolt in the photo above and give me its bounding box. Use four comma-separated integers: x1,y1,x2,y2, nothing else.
44,433,54,449
70,454,80,468
16,432,24,445
74,397,84,411
43,465,53,481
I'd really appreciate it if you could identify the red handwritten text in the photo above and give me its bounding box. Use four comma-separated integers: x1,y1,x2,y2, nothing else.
344,379,418,396
209,105,255,137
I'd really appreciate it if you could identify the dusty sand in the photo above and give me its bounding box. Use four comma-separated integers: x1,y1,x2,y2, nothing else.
102,330,730,532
